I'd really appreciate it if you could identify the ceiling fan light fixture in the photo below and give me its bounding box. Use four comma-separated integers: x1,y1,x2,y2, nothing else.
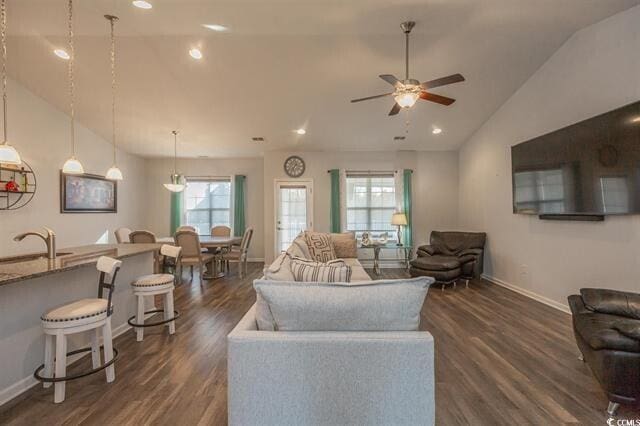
394,91,419,108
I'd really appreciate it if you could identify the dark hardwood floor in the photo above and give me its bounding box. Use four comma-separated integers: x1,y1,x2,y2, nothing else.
1,265,638,425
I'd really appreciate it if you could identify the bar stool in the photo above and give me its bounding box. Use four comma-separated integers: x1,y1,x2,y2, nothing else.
34,256,122,404
128,244,181,341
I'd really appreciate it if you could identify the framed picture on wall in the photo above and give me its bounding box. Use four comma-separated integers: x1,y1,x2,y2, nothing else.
60,172,117,213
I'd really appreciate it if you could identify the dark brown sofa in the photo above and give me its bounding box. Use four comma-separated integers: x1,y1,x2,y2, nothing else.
568,288,640,416
410,231,486,285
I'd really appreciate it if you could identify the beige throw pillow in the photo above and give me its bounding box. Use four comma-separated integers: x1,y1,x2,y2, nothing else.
287,234,312,259
263,252,295,281
304,231,337,262
331,232,358,258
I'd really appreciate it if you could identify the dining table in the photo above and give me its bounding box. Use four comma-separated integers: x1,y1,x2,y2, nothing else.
157,235,243,279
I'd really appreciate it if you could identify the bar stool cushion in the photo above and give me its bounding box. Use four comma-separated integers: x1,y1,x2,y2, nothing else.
131,273,175,290
41,298,109,328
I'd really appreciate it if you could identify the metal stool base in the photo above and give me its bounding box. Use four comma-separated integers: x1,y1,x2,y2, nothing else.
127,309,180,328
34,346,119,383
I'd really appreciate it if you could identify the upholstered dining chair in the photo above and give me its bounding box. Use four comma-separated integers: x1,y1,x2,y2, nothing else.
221,228,253,277
114,227,132,244
129,230,157,244
177,225,196,233
211,225,231,237
174,230,216,282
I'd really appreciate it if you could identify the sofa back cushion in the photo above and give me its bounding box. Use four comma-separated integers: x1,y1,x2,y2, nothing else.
330,232,358,258
430,231,486,255
304,231,337,262
263,252,295,281
581,288,640,320
290,257,351,282
254,277,433,331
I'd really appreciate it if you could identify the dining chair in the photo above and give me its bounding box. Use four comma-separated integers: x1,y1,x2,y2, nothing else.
129,230,157,243
221,227,253,278
174,230,215,282
211,226,231,237
177,225,196,233
114,227,132,244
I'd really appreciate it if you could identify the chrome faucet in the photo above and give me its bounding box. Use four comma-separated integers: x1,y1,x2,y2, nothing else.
14,227,57,259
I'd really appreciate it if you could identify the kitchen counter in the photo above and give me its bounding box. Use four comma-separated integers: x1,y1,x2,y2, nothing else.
0,243,160,286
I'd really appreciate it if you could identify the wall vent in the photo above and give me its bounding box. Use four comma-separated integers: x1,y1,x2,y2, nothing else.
393,136,406,141
251,137,265,142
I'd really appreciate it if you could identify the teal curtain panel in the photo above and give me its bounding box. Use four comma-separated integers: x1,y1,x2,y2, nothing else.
403,169,413,247
170,191,183,235
234,175,246,237
330,169,341,233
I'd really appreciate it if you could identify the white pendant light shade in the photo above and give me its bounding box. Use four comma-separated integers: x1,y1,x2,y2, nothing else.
62,156,84,174
0,143,20,164
163,173,185,192
105,165,123,180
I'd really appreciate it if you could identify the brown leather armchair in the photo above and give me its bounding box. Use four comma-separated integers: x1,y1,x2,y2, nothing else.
414,231,486,279
568,288,640,416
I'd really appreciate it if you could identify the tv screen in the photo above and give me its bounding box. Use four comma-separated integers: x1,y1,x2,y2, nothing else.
511,101,640,216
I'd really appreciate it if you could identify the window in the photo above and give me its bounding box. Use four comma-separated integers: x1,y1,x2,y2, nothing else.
184,179,231,235
600,176,629,214
346,175,397,239
514,169,565,213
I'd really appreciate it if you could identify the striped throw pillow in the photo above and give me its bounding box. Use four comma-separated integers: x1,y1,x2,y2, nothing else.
290,257,352,283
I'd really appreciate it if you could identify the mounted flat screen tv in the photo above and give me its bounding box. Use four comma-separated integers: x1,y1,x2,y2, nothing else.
511,100,640,218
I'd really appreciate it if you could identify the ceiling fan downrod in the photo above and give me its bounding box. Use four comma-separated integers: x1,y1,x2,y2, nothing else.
400,21,415,81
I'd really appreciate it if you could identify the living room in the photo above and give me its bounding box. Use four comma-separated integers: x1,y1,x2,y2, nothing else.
0,0,639,425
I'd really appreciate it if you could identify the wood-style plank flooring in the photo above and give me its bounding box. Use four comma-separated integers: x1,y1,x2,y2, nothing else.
1,264,639,425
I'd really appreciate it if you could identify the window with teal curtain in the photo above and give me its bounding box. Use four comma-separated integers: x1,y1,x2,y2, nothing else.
329,169,341,233
403,169,413,246
233,175,246,237
170,191,183,235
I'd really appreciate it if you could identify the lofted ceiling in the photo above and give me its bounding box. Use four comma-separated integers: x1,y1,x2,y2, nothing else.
5,0,640,158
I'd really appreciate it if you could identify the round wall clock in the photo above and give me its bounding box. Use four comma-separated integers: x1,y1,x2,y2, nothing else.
284,155,305,178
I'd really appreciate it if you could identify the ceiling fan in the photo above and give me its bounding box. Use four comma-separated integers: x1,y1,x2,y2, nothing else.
351,21,465,116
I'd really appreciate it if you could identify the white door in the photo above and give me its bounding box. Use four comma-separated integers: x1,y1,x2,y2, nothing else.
275,180,313,253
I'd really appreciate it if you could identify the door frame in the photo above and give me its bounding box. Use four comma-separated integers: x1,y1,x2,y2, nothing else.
274,179,314,254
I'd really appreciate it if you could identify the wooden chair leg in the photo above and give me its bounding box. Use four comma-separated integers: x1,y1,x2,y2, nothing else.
91,328,101,368
54,331,67,403
43,334,54,389
103,319,115,383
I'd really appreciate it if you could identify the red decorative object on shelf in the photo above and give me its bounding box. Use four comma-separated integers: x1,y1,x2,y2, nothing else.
5,180,19,192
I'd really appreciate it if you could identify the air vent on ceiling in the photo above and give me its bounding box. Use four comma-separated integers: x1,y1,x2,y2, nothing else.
394,136,406,141
251,137,265,142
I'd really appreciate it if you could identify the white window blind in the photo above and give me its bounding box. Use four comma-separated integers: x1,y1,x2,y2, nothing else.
345,174,397,239
183,178,231,235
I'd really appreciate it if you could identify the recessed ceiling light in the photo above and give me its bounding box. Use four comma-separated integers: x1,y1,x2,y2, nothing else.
432,127,442,134
132,1,152,9
632,116,640,123
54,49,70,60
189,48,203,59
202,24,228,32
295,128,306,135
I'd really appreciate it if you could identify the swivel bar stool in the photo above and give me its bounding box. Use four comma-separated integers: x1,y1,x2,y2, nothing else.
128,244,181,341
35,256,122,403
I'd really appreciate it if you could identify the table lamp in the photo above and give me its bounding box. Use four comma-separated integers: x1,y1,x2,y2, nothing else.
391,213,408,246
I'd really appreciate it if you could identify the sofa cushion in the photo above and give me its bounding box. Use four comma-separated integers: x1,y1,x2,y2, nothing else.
331,232,358,258
342,258,371,282
613,320,640,341
410,255,461,271
304,231,337,262
574,312,640,352
581,288,640,320
290,257,351,283
287,234,312,259
263,252,295,281
254,277,433,331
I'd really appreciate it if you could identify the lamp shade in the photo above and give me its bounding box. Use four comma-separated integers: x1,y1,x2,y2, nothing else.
163,173,186,193
391,212,408,226
62,156,84,174
0,143,21,164
105,165,123,180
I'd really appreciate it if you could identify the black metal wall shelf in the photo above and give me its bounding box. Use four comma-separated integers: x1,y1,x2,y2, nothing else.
0,161,37,210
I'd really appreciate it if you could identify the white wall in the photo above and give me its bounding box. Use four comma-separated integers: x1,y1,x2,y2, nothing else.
144,157,265,260
263,150,458,263
458,5,640,308
0,79,147,257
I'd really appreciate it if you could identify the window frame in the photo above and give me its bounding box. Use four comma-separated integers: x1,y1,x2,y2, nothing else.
183,177,232,235
345,173,397,239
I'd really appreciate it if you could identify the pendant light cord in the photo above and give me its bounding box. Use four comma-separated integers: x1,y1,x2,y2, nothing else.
67,0,76,157
172,130,178,174
108,15,117,165
1,0,7,145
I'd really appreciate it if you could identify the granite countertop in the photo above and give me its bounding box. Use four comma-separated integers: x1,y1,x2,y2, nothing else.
0,243,161,287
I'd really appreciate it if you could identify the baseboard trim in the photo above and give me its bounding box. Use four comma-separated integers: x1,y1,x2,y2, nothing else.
482,274,571,314
0,316,142,407
247,258,264,262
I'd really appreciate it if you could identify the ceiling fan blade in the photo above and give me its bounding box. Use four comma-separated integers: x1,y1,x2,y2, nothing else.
419,91,456,105
350,93,393,103
379,74,401,87
388,103,401,116
420,73,465,90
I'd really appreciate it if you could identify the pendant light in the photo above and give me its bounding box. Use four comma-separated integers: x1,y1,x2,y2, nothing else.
61,0,84,174
104,14,122,180
0,0,21,165
163,130,186,192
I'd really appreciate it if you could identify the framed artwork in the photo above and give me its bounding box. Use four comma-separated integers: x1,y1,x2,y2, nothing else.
60,172,117,213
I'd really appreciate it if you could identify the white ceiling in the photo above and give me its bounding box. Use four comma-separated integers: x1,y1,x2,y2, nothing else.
5,0,640,158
